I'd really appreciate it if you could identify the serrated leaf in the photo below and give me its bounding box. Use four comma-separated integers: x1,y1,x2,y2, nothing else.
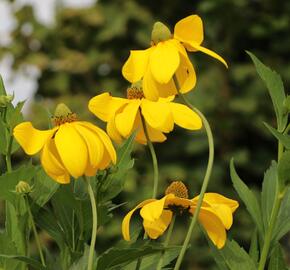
278,151,290,185
264,122,290,149
208,239,256,270
230,159,264,234
261,161,279,231
273,187,290,241
247,51,287,131
268,243,287,270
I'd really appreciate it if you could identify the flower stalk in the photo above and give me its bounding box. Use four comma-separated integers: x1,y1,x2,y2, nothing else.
25,196,46,267
84,176,98,270
173,76,214,270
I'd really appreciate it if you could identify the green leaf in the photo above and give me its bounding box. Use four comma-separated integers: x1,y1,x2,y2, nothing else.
268,244,287,270
261,161,279,231
208,239,256,270
69,245,90,270
96,241,171,270
0,254,46,270
248,228,259,265
264,122,290,149
100,132,136,202
273,187,290,241
230,159,264,234
247,51,287,131
0,118,8,154
277,151,290,185
30,167,59,207
0,75,6,95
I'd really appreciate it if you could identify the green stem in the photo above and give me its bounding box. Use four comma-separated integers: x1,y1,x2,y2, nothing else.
140,112,159,198
156,215,176,270
25,196,46,267
84,176,98,270
5,135,13,172
257,189,284,270
173,78,214,270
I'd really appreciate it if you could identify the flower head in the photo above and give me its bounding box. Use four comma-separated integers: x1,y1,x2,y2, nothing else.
13,103,116,184
122,181,238,249
122,15,227,101
88,85,202,145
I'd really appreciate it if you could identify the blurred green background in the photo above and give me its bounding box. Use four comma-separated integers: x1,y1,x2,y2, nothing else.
1,0,290,269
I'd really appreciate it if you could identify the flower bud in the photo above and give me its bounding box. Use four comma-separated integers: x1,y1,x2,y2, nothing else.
15,181,32,195
151,22,172,44
0,94,14,108
52,103,77,126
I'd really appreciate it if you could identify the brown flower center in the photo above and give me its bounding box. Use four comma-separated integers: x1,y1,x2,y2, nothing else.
127,87,144,100
165,181,189,199
52,103,77,126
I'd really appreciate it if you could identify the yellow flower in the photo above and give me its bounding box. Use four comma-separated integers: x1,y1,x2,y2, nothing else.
122,15,227,101
13,103,116,184
88,86,202,145
122,181,238,249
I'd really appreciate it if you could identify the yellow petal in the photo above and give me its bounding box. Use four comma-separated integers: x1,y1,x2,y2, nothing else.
55,123,88,179
165,197,192,209
88,93,128,122
13,122,57,155
106,117,123,144
122,49,152,83
140,194,174,222
203,193,239,213
188,42,228,68
73,123,104,168
175,53,196,93
115,100,141,137
143,68,176,101
141,99,174,133
169,103,202,130
41,139,70,184
143,210,172,239
146,123,167,143
198,207,227,249
150,41,180,84
174,15,204,45
78,121,117,165
122,199,156,241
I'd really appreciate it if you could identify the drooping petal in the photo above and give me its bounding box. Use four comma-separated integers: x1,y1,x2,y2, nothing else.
13,122,57,155
122,49,152,83
55,123,88,179
169,103,202,130
73,123,104,168
115,100,141,137
143,210,172,239
197,207,227,249
122,199,156,241
133,111,167,144
202,193,239,212
41,139,70,184
174,15,204,45
150,41,180,84
106,117,123,144
140,194,174,222
175,53,197,93
143,68,176,101
141,99,174,133
187,42,228,68
79,122,117,165
88,93,128,122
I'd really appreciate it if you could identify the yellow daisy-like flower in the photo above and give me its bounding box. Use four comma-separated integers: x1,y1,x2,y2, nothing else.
122,181,238,249
88,86,202,145
13,103,116,184
122,15,227,101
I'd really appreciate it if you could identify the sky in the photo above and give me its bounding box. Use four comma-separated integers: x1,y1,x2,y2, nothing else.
0,0,95,111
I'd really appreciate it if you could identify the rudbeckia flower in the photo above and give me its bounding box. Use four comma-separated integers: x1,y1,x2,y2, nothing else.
88,85,202,145
13,103,116,184
122,181,238,249
122,15,227,101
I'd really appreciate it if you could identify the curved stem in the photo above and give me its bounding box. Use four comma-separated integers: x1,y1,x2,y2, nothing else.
140,112,159,198
156,215,176,270
84,176,98,270
25,196,46,267
173,77,214,270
